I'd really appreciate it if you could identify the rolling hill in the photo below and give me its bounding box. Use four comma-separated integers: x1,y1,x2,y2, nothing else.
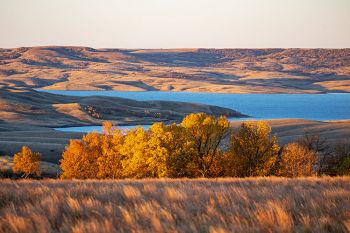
1,47,349,93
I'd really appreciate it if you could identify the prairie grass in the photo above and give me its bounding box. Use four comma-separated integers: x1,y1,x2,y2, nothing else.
0,177,349,233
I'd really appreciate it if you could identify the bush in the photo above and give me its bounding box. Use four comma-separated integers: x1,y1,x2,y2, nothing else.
278,143,316,177
12,146,41,178
334,140,350,176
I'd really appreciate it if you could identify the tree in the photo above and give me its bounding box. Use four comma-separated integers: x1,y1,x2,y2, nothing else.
298,132,330,174
97,123,124,179
180,113,230,177
119,124,172,178
225,121,279,177
278,143,316,177
120,127,155,178
162,123,196,178
60,132,101,179
334,140,350,176
12,146,41,178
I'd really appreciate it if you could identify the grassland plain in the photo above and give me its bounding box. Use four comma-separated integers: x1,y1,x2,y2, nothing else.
0,177,350,233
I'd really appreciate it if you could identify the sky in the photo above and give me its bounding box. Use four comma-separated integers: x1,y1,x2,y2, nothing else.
0,0,349,48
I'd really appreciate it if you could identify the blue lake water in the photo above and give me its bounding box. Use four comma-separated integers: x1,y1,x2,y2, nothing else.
40,90,350,133
54,125,151,133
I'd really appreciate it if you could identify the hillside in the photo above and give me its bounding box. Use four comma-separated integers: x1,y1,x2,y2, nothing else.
0,87,243,128
0,47,349,93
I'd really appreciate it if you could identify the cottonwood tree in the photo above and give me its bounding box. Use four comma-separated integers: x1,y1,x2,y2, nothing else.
278,142,316,177
180,113,230,177
120,125,171,178
162,123,196,177
97,122,124,179
60,132,101,179
225,121,279,177
13,146,41,178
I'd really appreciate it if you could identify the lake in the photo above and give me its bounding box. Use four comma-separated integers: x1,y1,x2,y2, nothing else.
40,90,350,133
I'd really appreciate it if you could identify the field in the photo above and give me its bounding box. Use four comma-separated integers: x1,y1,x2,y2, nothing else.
0,177,349,233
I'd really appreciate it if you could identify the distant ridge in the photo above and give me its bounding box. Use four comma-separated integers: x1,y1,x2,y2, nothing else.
0,47,349,93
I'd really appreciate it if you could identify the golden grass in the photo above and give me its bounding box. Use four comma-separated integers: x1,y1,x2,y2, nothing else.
0,177,349,233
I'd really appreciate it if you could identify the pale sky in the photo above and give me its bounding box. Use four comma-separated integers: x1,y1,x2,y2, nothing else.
0,0,349,48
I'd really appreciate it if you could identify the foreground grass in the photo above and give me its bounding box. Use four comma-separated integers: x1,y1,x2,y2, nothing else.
0,178,350,233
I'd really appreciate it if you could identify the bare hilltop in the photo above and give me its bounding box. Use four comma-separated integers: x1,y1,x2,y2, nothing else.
1,47,349,93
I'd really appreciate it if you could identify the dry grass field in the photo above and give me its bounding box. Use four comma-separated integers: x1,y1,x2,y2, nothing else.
0,177,349,233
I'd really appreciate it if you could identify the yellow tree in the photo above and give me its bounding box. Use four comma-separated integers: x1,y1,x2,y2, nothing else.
225,121,279,177
120,127,151,178
13,146,41,178
180,113,230,177
60,132,101,179
162,123,196,178
120,124,171,178
97,122,124,179
146,122,172,178
278,142,316,177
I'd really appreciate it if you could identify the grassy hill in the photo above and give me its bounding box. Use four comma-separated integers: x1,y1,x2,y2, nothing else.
1,47,349,93
0,87,243,128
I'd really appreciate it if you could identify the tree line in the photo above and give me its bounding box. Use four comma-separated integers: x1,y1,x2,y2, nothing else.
6,113,350,179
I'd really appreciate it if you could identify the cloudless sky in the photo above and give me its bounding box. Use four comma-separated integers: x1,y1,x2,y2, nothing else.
0,0,349,48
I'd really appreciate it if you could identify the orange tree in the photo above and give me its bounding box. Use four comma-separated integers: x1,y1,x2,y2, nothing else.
278,142,316,177
96,122,124,179
13,146,41,178
60,132,101,179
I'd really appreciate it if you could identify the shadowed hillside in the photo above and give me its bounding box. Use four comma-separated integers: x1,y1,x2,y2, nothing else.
0,87,244,127
1,47,349,93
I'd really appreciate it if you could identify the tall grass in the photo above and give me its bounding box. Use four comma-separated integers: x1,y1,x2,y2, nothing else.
0,177,349,233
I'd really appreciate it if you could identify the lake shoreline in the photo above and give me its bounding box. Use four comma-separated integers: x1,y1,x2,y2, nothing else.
53,118,350,133
38,89,350,122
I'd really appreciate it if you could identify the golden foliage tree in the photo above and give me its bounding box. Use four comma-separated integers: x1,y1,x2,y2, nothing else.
162,123,196,177
13,146,41,178
180,113,230,177
120,127,152,178
60,132,101,179
97,122,124,179
278,143,316,177
120,124,171,178
225,121,279,177
145,123,172,177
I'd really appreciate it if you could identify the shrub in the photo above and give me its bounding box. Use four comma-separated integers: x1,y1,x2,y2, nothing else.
12,146,41,178
334,140,350,176
278,143,316,177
